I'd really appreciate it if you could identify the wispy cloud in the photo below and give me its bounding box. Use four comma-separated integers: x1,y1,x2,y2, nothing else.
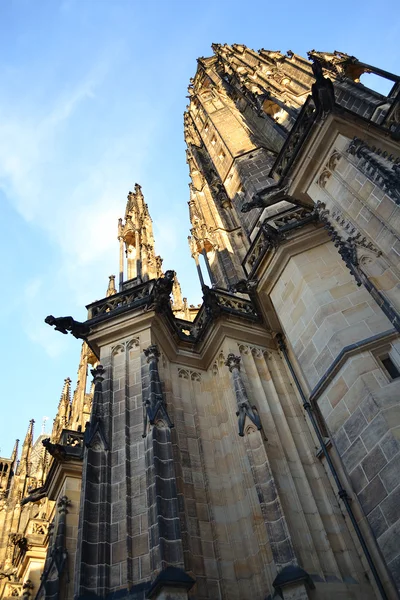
0,49,165,356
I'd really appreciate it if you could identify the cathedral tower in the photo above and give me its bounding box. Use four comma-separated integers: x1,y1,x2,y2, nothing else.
1,44,400,600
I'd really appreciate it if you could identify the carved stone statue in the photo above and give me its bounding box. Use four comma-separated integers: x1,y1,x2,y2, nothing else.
229,279,258,294
241,183,290,212
44,315,90,339
311,60,335,117
42,438,67,461
152,270,175,313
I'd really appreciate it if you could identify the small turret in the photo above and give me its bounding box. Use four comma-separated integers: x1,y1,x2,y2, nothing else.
117,184,164,287
51,378,71,441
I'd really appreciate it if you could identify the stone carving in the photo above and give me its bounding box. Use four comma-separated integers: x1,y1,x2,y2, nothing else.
229,278,258,293
347,137,400,203
152,270,175,313
31,521,46,535
311,59,336,117
45,315,90,339
84,365,108,450
241,182,290,212
225,354,262,436
202,285,222,318
87,280,152,319
271,96,316,179
22,579,34,599
142,345,174,437
42,438,67,461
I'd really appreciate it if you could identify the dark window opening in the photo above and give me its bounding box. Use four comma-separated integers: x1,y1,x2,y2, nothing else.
381,356,400,380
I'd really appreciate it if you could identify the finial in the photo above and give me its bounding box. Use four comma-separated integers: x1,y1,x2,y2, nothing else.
106,275,117,297
41,417,49,434
225,354,241,372
143,344,160,363
60,377,71,401
11,439,19,462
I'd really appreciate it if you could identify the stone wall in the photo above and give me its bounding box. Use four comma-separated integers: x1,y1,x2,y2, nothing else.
161,337,375,599
317,347,400,591
308,133,400,315
269,240,393,391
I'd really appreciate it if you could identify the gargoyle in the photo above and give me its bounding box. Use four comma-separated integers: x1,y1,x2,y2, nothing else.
202,285,221,318
20,486,47,506
241,183,290,212
229,279,258,294
45,315,90,339
311,60,335,117
152,270,175,313
42,438,67,461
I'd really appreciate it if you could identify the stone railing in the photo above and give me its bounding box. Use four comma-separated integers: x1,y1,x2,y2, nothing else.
28,519,48,536
212,288,258,319
269,96,317,180
173,288,259,343
86,280,153,320
86,276,259,344
175,304,208,342
243,206,318,276
59,429,84,449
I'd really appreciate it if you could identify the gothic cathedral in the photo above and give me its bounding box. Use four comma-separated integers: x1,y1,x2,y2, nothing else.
1,45,400,600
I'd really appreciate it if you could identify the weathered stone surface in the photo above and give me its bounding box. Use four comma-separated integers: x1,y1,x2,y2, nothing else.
361,445,387,481
358,476,388,515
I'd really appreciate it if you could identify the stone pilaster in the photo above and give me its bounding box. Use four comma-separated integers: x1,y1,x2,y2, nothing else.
142,344,194,599
74,365,111,599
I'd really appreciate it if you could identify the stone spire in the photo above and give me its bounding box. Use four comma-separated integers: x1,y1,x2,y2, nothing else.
117,184,163,286
19,419,34,475
69,343,96,432
51,378,72,442
10,438,19,465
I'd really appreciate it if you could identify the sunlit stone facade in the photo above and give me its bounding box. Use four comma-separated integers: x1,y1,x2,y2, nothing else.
1,45,399,600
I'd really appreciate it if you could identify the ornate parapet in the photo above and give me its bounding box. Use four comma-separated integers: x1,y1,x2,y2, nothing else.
243,205,319,277
86,279,154,320
269,96,317,180
86,275,260,348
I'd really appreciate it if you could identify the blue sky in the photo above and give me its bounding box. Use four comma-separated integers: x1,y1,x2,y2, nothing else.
0,0,399,456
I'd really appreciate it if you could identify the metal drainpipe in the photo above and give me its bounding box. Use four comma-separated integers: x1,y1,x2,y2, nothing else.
276,333,388,600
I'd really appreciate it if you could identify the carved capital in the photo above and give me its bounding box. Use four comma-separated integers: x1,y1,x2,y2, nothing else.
90,364,105,384
57,496,71,514
144,344,160,363
225,353,241,372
